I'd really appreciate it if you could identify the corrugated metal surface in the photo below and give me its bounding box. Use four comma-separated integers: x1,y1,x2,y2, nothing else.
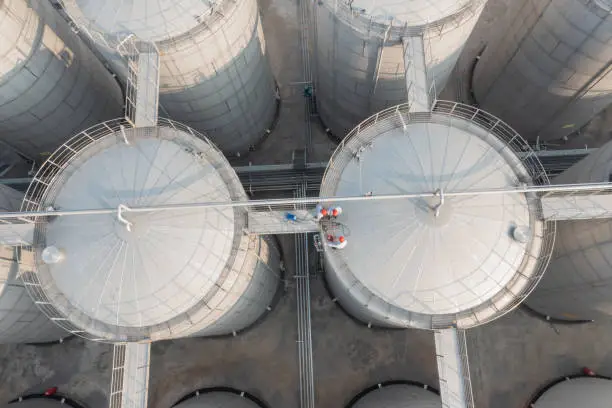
21,121,279,342
474,0,612,142
0,0,123,159
314,0,486,137
0,185,66,344
60,0,277,155
531,377,612,408
320,103,552,329
527,140,612,320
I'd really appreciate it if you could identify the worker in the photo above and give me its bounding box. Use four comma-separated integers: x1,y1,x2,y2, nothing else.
286,212,297,222
327,235,347,249
315,204,328,221
328,206,343,218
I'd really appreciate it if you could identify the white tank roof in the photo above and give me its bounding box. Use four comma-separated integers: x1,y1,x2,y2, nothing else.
0,0,38,77
533,377,612,408
330,0,478,26
321,104,550,328
352,384,441,408
325,125,532,314
26,123,248,341
62,0,213,43
174,392,262,408
2,399,77,408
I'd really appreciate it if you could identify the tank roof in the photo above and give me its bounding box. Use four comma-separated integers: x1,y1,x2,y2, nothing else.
0,0,39,77
325,0,479,27
174,392,262,408
27,123,246,341
321,104,550,327
352,384,441,408
533,377,612,408
61,0,214,43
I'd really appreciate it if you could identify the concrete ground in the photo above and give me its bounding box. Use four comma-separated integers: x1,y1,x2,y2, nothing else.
0,1,611,408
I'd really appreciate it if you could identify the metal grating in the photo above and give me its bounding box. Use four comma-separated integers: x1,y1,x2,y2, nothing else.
116,35,160,127
109,343,151,408
434,328,474,408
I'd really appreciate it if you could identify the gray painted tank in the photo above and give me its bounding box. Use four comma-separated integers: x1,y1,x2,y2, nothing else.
320,103,553,329
173,392,264,408
314,0,487,137
527,140,612,321
60,0,277,156
20,120,280,342
0,0,123,160
473,0,612,142
2,399,80,408
0,185,67,344
529,377,612,408
350,384,441,407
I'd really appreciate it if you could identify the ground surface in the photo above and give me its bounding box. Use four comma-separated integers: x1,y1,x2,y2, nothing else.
0,0,611,408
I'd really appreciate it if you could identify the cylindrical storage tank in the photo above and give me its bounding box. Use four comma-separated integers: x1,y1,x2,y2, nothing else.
528,376,612,408
314,0,487,138
0,185,67,344
173,389,268,408
19,118,280,342
347,383,441,407
5,397,83,408
473,0,612,142
0,0,123,160
526,140,612,320
60,0,277,156
319,102,554,329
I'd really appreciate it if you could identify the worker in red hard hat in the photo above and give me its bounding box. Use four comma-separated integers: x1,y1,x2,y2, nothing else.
328,206,343,218
315,204,328,221
326,235,347,249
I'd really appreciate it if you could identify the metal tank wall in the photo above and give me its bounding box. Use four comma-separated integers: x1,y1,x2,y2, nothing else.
0,185,67,344
190,235,281,337
349,384,441,408
19,121,280,342
0,0,123,160
473,0,612,142
529,377,612,408
314,0,487,138
60,0,277,156
527,140,612,321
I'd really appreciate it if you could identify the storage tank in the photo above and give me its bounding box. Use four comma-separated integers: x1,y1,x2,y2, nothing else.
59,0,277,156
527,376,612,408
347,383,441,407
173,390,268,408
314,0,487,138
526,140,612,321
19,118,280,342
473,0,612,142
319,102,554,329
0,184,67,344
0,0,123,160
4,397,83,408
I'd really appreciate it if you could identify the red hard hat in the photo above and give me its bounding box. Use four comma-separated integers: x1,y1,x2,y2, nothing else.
332,209,338,216
321,208,328,215
339,236,345,243
327,235,334,241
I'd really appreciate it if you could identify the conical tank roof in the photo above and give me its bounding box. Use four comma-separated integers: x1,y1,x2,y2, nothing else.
24,122,251,341
532,377,612,408
61,0,214,43
320,104,551,328
174,392,263,408
351,384,441,408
